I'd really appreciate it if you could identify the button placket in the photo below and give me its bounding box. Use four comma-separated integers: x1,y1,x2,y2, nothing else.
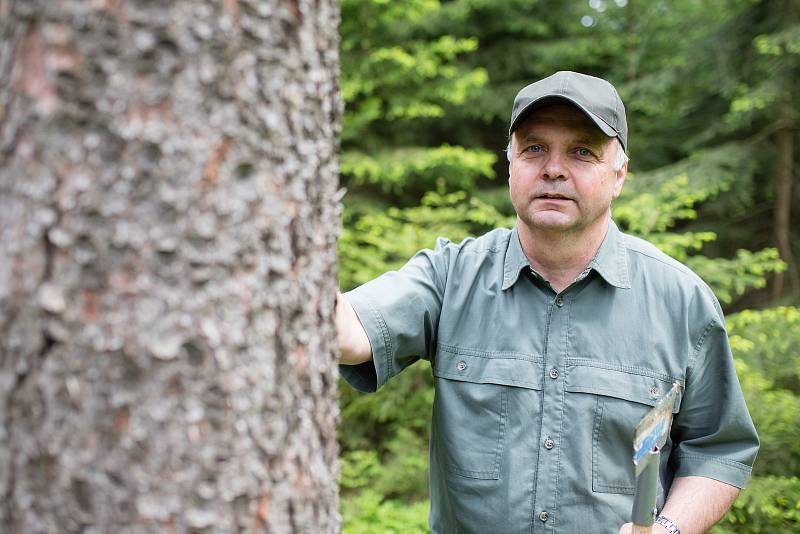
533,283,570,532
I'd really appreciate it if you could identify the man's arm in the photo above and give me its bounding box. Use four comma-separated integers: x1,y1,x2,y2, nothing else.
618,475,740,534
336,291,372,365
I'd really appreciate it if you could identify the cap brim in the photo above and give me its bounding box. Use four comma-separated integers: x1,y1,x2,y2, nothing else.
509,95,618,141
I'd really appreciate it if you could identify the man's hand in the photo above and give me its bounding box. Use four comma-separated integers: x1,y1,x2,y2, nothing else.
617,523,669,534
336,291,373,365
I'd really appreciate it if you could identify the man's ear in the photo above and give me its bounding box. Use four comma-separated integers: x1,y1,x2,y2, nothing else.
612,162,627,199
507,138,514,179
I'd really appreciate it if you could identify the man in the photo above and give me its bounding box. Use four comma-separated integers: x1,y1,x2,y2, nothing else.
336,71,759,534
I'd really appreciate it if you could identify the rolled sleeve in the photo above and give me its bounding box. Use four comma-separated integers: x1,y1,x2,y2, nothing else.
339,238,451,393
670,318,760,488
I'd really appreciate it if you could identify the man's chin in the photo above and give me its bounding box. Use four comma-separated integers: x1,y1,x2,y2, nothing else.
526,213,577,231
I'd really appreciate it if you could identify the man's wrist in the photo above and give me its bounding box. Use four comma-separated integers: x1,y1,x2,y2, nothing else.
655,515,681,534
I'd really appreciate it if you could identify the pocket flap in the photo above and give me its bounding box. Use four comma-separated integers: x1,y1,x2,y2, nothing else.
433,344,543,390
565,363,683,412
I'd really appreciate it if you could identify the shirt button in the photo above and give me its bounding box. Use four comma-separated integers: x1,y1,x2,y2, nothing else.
549,367,559,379
539,511,549,522
555,296,564,307
544,437,555,450
456,361,467,371
649,386,660,397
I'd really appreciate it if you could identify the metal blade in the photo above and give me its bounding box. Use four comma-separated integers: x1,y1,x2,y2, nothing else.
633,381,681,476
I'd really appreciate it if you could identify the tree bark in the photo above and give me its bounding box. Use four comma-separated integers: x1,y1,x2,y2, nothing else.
773,97,799,299
0,1,342,532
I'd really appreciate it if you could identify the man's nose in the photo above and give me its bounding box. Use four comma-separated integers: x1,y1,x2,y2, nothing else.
542,153,567,180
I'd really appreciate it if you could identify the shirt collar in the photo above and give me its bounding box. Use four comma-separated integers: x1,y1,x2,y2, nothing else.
501,219,631,291
589,219,631,289
502,226,532,290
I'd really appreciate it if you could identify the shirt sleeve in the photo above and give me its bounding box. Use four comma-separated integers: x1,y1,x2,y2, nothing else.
669,314,760,488
339,237,452,393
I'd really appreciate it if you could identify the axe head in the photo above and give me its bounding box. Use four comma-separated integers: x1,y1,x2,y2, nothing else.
632,381,681,476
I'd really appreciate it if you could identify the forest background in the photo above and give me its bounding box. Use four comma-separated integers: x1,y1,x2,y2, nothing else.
335,0,800,532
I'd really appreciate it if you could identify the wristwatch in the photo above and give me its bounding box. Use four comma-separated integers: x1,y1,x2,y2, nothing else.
655,515,681,534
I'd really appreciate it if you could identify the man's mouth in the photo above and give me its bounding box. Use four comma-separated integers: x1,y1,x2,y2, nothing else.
535,193,572,200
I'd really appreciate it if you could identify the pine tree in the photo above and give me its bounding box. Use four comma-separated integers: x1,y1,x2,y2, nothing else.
0,1,341,531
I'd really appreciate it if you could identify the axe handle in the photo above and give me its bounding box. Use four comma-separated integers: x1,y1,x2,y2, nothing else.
631,449,660,528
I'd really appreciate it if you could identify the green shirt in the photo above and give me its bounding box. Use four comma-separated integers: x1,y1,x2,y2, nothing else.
341,220,759,534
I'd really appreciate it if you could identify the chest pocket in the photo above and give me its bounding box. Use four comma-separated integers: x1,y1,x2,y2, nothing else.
566,363,683,494
432,345,543,480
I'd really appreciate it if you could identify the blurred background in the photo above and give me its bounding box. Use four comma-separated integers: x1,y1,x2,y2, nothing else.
335,0,800,531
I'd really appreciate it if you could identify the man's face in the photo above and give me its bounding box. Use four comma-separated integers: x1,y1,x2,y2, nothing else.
508,104,626,236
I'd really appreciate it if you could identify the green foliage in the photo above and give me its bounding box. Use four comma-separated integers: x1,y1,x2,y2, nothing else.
729,307,800,398
754,24,800,56
615,148,785,303
339,191,514,289
342,490,430,534
712,476,800,533
339,365,434,532
341,145,496,196
340,0,488,146
341,35,487,135
643,231,718,262
686,249,786,305
616,173,719,235
340,450,383,491
736,359,800,476
708,307,800,530
621,141,761,219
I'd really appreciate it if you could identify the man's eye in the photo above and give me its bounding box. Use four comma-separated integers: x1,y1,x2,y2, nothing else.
576,148,593,157
524,145,543,153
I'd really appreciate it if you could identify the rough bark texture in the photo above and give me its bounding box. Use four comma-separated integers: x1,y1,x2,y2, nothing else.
0,0,342,532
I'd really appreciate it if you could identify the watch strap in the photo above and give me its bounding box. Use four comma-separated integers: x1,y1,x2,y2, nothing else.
655,515,681,534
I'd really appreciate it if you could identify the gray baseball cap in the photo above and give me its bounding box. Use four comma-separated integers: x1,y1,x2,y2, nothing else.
508,71,628,150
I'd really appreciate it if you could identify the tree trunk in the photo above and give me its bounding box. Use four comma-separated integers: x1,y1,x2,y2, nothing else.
773,97,799,299
0,1,341,532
